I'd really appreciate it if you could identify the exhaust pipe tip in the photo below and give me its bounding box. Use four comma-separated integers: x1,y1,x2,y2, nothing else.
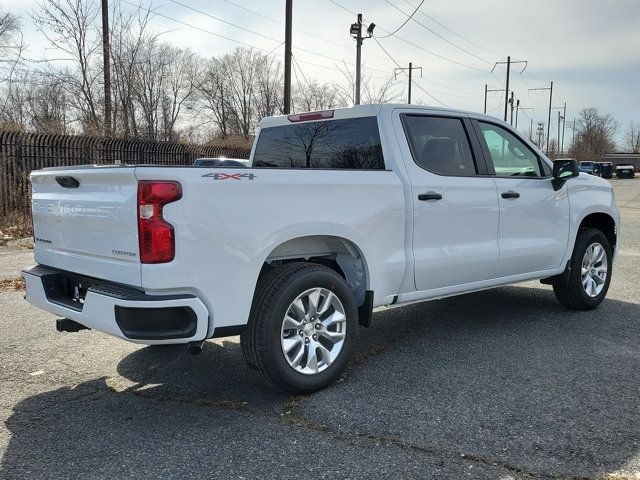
187,340,204,355
56,318,89,333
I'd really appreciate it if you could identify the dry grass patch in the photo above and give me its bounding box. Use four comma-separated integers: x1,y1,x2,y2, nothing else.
0,277,26,291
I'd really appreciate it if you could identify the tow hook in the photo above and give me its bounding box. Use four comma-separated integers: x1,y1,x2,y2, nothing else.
56,318,90,333
187,340,204,355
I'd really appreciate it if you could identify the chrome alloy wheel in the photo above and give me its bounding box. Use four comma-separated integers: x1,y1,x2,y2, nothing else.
581,242,608,297
280,288,347,375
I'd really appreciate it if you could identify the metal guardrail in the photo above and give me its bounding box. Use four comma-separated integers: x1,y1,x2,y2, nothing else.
0,131,251,216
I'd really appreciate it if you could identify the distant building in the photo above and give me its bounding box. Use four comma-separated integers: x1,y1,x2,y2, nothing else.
604,153,640,169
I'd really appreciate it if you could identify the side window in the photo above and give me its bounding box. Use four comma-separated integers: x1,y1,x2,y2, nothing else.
402,115,477,176
252,116,385,169
478,122,541,177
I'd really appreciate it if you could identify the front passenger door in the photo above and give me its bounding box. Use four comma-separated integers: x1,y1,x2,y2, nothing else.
474,120,570,277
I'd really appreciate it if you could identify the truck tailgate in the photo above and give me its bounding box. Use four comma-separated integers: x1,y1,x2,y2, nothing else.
30,166,141,286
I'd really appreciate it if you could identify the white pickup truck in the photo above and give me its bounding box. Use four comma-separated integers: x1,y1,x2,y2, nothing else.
23,104,620,394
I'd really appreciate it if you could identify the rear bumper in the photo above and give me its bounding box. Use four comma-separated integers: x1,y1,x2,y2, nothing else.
22,265,209,345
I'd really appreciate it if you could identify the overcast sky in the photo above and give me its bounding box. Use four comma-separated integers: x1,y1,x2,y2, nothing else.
4,0,640,143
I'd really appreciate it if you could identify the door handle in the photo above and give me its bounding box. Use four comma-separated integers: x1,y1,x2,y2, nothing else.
418,191,442,201
501,191,520,199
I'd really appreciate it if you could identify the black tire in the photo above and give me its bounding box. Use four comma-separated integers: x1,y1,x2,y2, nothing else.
241,262,357,394
553,228,612,310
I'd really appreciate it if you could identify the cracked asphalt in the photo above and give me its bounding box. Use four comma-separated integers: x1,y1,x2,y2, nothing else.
1,179,639,479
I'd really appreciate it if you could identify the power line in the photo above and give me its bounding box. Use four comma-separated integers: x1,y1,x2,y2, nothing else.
372,36,449,107
167,0,372,69
327,0,357,16
327,0,491,73
383,0,494,65
223,0,388,60
122,0,271,51
291,53,313,90
399,0,506,58
377,0,425,38
121,0,390,82
168,0,281,43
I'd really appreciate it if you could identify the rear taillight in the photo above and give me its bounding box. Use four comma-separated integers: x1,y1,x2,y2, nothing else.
137,181,182,264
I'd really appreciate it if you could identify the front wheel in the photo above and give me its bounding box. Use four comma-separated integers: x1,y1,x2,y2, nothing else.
553,228,612,310
241,262,358,394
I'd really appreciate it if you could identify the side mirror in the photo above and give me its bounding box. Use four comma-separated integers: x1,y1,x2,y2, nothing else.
552,159,580,190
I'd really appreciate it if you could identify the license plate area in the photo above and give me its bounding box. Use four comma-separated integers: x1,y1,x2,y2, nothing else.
36,268,142,311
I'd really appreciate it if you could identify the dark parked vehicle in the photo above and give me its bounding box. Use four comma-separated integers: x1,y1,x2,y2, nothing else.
593,162,613,179
579,161,596,175
194,157,248,167
615,165,636,179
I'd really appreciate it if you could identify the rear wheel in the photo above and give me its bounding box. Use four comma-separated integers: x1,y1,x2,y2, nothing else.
241,262,357,394
553,228,612,310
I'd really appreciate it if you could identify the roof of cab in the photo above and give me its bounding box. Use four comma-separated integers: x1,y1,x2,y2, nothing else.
258,103,502,129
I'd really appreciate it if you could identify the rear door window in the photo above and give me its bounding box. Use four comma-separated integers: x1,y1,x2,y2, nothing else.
402,115,478,176
252,116,385,169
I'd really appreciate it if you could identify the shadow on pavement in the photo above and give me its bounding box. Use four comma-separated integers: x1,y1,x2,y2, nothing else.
2,286,639,478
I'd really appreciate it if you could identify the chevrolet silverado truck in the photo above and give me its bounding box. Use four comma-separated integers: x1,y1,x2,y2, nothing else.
23,104,620,394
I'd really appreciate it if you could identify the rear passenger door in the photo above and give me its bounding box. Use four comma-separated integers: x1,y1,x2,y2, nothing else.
472,120,570,277
397,112,500,291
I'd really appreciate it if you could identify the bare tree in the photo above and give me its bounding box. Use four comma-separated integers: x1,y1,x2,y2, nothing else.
0,8,26,121
32,0,103,132
333,62,402,106
223,48,261,137
133,36,169,140
109,0,157,138
198,57,231,137
568,107,618,161
161,47,201,141
624,122,640,153
293,80,341,113
254,54,283,121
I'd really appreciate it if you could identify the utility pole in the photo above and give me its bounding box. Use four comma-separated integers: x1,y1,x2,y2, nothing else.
484,84,487,114
351,15,374,105
530,117,534,141
492,56,527,122
536,122,545,149
529,81,553,154
394,63,422,104
561,102,567,155
509,91,515,125
547,81,553,155
484,85,503,114
551,103,566,155
283,0,292,114
101,0,112,134
557,110,562,157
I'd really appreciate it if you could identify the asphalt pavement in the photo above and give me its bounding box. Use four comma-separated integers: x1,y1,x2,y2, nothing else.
0,178,639,479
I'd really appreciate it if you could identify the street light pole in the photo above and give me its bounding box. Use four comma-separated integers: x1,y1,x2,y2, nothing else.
350,14,375,106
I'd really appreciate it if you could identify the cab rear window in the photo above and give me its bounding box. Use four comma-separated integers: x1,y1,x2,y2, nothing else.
252,116,385,169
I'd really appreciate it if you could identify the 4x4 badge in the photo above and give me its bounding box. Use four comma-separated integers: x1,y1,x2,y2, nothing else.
202,172,256,180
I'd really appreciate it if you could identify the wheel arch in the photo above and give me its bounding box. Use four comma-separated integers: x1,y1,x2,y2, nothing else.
259,234,370,308
578,212,617,250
